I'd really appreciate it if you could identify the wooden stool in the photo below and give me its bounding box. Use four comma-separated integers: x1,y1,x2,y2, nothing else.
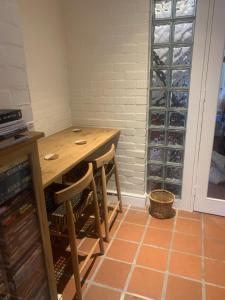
45,163,104,300
93,144,122,242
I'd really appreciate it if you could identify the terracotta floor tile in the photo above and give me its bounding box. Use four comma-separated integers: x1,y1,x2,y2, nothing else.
127,267,164,299
204,220,225,241
114,209,126,221
107,239,138,263
178,210,201,220
116,222,145,242
84,284,121,300
205,285,225,300
80,254,101,281
169,251,201,280
205,259,225,286
62,276,87,300
149,217,174,231
109,220,120,236
137,245,168,271
166,275,202,300
204,214,225,225
175,218,201,235
204,238,225,260
94,258,131,289
124,209,149,226
78,237,107,254
144,227,172,248
172,232,202,255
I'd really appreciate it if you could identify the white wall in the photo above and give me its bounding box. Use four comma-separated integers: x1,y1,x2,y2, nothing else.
63,0,150,195
0,0,33,122
19,0,72,136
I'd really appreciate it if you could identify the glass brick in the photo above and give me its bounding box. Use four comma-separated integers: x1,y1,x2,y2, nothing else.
174,22,194,43
148,180,163,191
154,24,171,44
153,47,170,66
148,164,163,178
149,148,164,162
173,47,192,65
176,0,196,17
152,70,169,87
150,111,166,127
172,69,190,88
154,0,172,19
150,130,165,145
167,149,183,164
169,112,186,128
164,183,181,197
167,131,184,146
170,91,188,108
151,90,167,107
166,166,183,180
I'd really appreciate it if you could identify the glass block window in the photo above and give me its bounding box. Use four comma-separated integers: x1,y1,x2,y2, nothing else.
147,0,197,197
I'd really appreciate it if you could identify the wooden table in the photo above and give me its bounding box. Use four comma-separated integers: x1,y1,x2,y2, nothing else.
38,127,120,188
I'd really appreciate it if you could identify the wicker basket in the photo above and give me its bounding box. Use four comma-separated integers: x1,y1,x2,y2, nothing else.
149,189,175,219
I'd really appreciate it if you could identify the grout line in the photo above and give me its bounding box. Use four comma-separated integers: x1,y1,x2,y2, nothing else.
82,205,131,299
87,281,123,293
109,236,139,245
122,220,146,227
161,211,178,300
125,291,154,300
205,282,225,289
201,213,206,300
119,211,152,300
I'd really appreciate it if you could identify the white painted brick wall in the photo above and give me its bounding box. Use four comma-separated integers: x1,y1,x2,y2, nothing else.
0,0,33,121
19,0,72,136
63,0,150,195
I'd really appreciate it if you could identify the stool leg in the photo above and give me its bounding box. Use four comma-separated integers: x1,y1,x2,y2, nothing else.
114,157,123,213
91,178,105,254
100,166,110,242
66,201,82,300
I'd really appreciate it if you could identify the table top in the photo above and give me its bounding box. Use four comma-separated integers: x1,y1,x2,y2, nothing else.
38,127,120,188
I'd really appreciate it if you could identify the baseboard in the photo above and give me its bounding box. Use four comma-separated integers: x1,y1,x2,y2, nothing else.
107,190,195,212
107,189,147,208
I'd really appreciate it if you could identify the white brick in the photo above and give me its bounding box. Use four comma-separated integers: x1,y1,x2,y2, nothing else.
104,105,125,112
135,129,147,137
114,113,135,120
0,22,23,46
104,89,125,97
11,89,31,105
125,89,147,97
125,71,147,80
126,150,145,159
135,113,147,121
136,80,148,89
114,63,137,72
121,128,135,136
113,80,136,89
0,89,14,108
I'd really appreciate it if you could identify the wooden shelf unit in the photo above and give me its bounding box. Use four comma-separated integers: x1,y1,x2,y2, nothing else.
0,132,57,299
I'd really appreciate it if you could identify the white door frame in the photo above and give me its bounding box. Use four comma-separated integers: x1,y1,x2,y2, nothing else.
178,0,213,211
193,0,225,215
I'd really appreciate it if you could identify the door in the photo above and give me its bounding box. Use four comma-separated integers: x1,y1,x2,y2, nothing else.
194,0,225,215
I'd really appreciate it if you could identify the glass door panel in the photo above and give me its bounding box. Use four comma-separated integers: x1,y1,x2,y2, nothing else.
207,49,225,200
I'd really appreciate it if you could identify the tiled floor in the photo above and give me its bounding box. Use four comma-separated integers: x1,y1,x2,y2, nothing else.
56,205,225,300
